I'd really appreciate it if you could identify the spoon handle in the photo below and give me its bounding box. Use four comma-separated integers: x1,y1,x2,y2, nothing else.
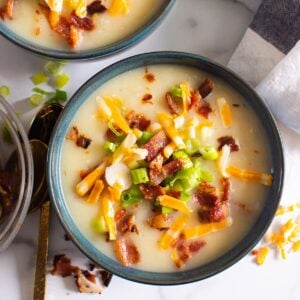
33,200,50,300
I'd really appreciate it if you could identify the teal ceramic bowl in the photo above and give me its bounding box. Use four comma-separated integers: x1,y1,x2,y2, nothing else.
47,52,284,285
0,1,175,61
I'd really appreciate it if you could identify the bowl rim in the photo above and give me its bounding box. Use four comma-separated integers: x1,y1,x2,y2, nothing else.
47,51,284,285
0,0,176,61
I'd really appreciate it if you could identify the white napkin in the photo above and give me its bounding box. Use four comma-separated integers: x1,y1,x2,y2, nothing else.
256,41,300,134
228,33,300,134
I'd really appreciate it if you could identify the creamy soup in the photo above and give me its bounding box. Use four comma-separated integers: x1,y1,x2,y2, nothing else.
0,0,164,50
60,65,272,272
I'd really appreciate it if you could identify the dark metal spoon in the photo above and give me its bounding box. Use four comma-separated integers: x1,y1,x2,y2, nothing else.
28,104,63,300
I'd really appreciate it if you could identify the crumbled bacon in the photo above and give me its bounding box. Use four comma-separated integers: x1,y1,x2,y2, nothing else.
197,100,212,119
172,234,206,268
87,1,107,15
148,213,172,230
149,152,164,171
165,92,181,115
199,79,213,98
115,208,127,222
150,159,183,186
69,11,94,31
126,111,151,131
221,177,230,203
139,184,165,201
194,182,228,223
142,130,170,162
105,127,122,142
188,90,201,110
50,255,79,277
217,136,240,152
75,269,102,294
66,126,92,149
144,68,156,83
142,93,153,103
99,270,112,287
117,213,139,236
166,189,181,199
115,237,140,266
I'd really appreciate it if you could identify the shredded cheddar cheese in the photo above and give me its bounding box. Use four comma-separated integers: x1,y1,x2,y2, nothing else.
109,0,129,16
158,214,189,250
253,247,269,265
86,179,104,204
180,82,191,115
157,195,192,214
217,97,232,128
227,165,273,186
183,219,231,239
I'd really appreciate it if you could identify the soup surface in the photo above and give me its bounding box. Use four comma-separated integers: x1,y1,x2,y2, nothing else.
60,65,272,272
0,0,164,50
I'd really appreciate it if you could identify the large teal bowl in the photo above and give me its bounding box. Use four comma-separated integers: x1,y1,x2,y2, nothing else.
0,1,175,61
47,52,284,284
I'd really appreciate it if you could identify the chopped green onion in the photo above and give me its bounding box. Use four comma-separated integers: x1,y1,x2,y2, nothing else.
54,73,70,89
29,94,45,107
130,168,149,184
170,85,182,98
185,138,200,155
44,61,65,76
180,192,190,202
1,123,12,144
46,89,67,104
108,120,123,137
199,146,218,160
31,71,48,85
162,206,173,215
200,170,214,182
121,185,142,208
0,85,10,96
137,131,153,145
104,141,118,153
33,87,51,95
173,150,193,168
91,217,106,233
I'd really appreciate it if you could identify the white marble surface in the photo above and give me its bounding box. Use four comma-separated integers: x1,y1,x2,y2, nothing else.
1,0,300,299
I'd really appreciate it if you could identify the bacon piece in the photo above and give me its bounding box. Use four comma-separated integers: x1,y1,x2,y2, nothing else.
75,269,102,294
139,184,165,201
87,1,107,15
126,111,151,131
99,270,113,287
105,127,123,142
70,11,94,31
115,237,140,266
197,100,212,119
142,93,153,103
166,189,181,199
217,136,240,152
117,213,139,235
195,180,230,223
221,177,230,203
142,130,170,162
148,213,172,230
188,90,201,110
172,234,206,268
199,79,213,98
50,255,79,277
149,159,183,186
165,92,181,115
66,126,92,149
149,152,164,171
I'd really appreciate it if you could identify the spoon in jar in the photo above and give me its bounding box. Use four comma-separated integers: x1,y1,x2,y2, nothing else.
28,103,63,300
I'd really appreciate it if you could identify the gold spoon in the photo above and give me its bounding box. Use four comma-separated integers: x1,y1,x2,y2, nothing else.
28,104,63,300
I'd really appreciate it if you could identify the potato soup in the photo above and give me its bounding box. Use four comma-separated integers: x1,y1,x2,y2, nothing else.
0,0,164,50
60,65,273,272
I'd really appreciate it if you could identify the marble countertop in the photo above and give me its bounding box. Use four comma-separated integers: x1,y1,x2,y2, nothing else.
1,0,300,299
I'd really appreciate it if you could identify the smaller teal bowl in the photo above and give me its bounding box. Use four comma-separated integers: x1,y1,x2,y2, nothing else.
0,1,175,61
47,52,284,285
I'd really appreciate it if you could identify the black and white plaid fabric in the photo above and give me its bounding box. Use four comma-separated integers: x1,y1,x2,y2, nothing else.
250,0,300,54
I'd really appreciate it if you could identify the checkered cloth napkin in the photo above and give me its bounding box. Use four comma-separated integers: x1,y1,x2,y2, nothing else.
228,0,300,134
